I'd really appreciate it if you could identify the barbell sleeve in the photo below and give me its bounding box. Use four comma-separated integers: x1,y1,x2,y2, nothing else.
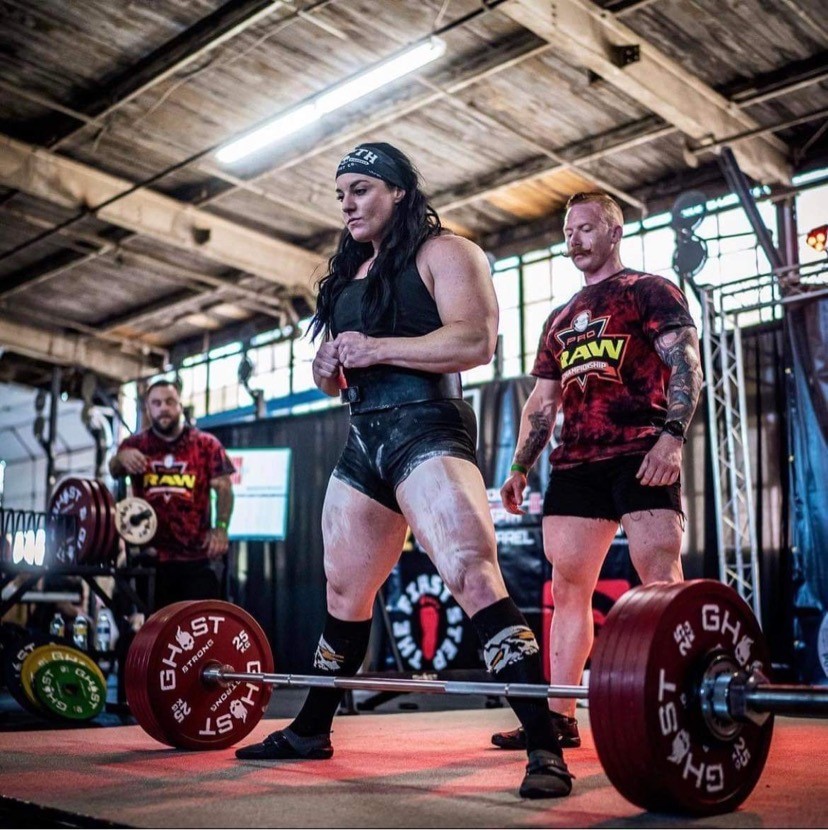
744,684,828,718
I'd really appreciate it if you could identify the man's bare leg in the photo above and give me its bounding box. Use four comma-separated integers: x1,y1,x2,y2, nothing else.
621,508,684,584
543,515,618,719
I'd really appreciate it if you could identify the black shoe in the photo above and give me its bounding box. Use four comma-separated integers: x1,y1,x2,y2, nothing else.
491,713,581,750
234,727,333,760
519,749,573,799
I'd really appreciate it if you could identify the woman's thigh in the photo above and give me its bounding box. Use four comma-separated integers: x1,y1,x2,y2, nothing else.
322,475,409,619
396,456,507,614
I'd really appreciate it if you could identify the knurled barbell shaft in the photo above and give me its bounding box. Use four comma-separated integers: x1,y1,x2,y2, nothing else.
203,666,589,700
207,667,828,718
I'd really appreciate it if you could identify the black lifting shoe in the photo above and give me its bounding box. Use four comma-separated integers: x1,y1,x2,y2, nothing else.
491,712,581,750
519,749,573,799
234,727,333,760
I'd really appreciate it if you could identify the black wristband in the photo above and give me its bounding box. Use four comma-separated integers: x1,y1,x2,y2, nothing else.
662,419,687,443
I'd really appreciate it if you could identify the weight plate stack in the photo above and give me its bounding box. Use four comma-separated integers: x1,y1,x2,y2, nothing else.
590,580,774,816
126,600,274,750
3,630,77,715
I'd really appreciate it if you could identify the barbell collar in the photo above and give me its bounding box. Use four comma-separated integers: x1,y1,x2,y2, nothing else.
202,666,589,700
708,665,828,726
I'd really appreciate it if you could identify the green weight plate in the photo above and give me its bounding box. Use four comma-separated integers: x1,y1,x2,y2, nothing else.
33,658,106,721
21,643,106,715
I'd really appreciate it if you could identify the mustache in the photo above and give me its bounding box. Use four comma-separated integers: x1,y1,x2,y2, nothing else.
563,247,591,258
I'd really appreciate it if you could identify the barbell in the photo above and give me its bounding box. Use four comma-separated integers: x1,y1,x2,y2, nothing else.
124,579,828,816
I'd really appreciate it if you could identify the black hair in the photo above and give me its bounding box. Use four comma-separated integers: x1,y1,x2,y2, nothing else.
145,377,182,397
309,142,442,341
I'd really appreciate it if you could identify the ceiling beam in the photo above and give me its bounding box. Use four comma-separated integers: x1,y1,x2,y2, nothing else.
434,119,673,213
498,0,791,184
0,133,325,290
0,206,304,313
0,317,162,381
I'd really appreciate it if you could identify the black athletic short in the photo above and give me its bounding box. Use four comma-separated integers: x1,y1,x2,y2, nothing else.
543,453,682,521
332,399,478,513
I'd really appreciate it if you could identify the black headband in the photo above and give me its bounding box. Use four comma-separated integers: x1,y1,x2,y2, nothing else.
336,146,407,189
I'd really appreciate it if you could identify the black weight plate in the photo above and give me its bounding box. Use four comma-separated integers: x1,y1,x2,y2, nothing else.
3,629,76,714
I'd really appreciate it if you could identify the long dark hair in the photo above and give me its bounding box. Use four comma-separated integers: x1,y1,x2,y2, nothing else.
310,142,442,341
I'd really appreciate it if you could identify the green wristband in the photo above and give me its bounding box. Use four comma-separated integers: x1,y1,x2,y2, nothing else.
215,520,229,530
510,463,528,475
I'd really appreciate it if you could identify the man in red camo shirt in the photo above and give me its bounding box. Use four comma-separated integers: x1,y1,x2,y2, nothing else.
109,378,235,610
491,192,704,751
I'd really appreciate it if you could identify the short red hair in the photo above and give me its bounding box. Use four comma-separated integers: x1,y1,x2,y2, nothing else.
565,192,624,229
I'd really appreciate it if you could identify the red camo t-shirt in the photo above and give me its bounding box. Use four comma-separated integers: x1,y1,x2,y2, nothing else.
118,426,235,562
532,269,695,467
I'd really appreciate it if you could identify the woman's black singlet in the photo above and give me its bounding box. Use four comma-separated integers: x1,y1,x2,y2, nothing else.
330,258,443,338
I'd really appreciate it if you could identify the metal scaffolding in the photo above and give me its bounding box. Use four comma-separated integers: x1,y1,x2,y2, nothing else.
697,258,828,625
701,287,762,620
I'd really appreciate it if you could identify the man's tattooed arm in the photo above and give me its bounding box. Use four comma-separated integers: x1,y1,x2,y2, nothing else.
513,379,562,470
654,325,704,428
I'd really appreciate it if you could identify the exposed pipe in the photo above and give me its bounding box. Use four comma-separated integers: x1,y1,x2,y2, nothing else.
691,107,828,156
45,367,61,507
717,147,783,271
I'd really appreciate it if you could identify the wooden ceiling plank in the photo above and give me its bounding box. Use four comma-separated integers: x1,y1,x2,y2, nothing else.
499,0,792,184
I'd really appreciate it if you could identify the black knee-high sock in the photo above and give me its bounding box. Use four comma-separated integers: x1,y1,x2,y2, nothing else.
472,597,562,755
288,613,373,737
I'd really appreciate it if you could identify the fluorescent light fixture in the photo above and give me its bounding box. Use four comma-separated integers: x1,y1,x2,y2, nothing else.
216,104,318,164
315,38,446,114
216,37,446,164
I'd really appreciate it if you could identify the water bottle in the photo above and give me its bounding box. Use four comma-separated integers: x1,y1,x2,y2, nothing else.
94,611,113,674
49,612,65,639
94,612,111,651
72,614,89,651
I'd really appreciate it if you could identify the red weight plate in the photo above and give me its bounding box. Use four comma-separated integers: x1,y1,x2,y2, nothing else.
88,480,116,565
129,610,197,746
99,483,119,564
593,580,773,816
590,584,659,807
125,607,187,745
84,480,105,565
595,583,707,812
613,584,688,810
647,581,773,815
126,601,274,750
587,585,631,781
49,478,101,565
83,478,106,565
